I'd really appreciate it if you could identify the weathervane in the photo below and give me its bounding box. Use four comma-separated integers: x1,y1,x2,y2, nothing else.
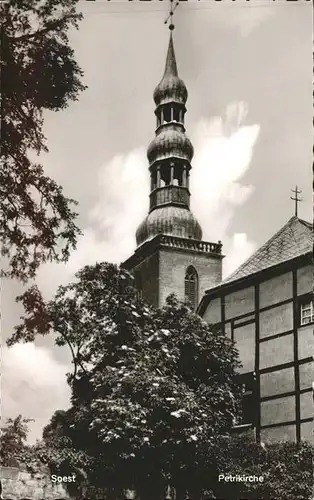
290,185,302,217
164,0,180,31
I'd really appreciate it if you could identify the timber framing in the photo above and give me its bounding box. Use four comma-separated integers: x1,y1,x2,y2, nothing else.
200,250,313,443
197,252,312,316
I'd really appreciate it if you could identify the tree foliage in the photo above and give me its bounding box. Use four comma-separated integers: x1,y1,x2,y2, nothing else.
10,264,311,499
0,415,34,466
10,263,242,496
1,0,85,282
213,434,314,500
0,413,81,484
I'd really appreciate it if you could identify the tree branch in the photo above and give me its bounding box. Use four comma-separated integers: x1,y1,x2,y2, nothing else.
8,15,74,43
57,326,89,380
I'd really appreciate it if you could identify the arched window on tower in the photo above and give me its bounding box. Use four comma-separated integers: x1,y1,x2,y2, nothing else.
184,266,198,311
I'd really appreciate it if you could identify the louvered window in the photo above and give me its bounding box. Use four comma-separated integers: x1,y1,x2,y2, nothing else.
184,266,198,311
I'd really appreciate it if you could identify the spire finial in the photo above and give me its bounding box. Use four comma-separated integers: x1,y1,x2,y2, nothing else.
164,0,179,31
290,185,302,217
163,23,178,77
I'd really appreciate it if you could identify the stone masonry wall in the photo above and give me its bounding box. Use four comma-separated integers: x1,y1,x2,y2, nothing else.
0,466,70,500
159,248,222,307
132,250,160,307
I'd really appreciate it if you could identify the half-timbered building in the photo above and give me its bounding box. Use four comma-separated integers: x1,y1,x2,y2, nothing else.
198,216,313,443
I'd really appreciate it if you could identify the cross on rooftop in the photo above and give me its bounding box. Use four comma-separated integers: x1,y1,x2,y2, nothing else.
290,185,302,217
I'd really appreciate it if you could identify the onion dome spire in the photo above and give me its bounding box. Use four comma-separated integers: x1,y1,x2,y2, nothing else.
135,26,203,248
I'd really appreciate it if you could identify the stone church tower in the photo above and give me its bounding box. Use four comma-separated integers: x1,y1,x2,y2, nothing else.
122,30,223,309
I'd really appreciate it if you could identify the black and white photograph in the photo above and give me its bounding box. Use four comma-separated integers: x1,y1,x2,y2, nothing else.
1,0,313,498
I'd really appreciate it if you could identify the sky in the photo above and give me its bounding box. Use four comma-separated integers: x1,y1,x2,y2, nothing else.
2,0,312,443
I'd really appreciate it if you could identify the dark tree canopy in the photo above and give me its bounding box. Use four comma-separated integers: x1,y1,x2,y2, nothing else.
10,263,242,496
0,0,86,282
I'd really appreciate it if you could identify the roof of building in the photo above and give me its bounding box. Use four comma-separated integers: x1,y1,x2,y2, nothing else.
223,216,312,285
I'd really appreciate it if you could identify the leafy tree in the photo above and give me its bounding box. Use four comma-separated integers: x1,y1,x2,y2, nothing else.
10,263,242,497
0,413,84,492
0,415,34,466
1,0,86,282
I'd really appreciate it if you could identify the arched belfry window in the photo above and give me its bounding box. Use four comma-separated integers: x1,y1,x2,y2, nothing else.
184,266,198,311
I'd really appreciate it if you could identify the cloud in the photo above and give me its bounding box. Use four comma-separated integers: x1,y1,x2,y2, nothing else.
224,232,257,278
89,148,149,261
191,101,259,242
2,343,71,443
36,149,149,298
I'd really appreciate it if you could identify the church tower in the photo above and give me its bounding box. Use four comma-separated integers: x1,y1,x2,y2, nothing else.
122,28,223,310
